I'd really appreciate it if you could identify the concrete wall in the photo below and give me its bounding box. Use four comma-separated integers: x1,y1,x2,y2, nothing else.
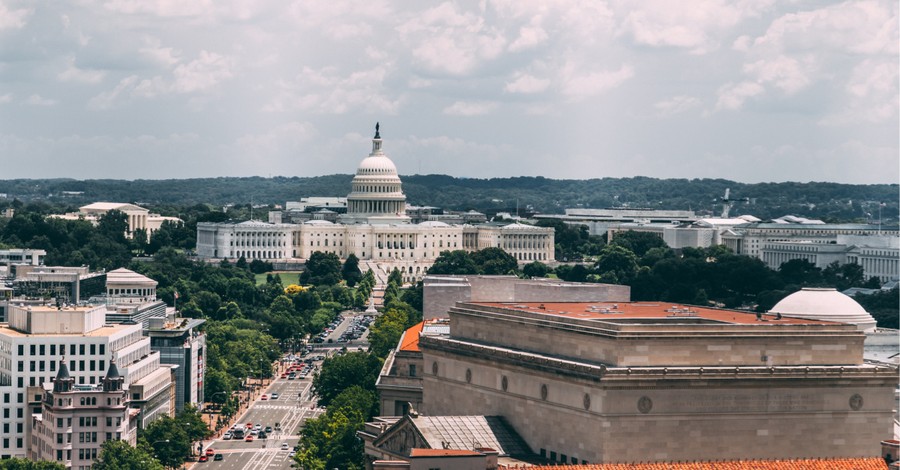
422,343,896,463
423,276,631,320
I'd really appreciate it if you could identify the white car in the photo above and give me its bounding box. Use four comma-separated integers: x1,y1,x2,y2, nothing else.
281,443,290,450
222,432,232,440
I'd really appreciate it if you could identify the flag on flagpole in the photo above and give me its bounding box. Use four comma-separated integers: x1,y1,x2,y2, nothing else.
174,291,180,300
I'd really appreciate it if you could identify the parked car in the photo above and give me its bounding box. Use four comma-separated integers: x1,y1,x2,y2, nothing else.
245,435,254,442
222,432,232,440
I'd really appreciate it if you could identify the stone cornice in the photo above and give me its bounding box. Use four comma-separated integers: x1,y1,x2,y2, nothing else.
419,335,897,384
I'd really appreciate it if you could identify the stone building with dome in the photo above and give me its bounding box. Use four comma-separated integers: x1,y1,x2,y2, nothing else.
769,287,878,332
196,126,555,282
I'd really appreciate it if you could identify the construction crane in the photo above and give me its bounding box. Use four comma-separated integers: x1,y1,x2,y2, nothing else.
715,188,749,218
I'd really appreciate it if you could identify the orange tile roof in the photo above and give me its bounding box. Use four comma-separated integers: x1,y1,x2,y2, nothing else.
471,302,836,326
399,321,424,352
409,448,482,457
499,457,888,470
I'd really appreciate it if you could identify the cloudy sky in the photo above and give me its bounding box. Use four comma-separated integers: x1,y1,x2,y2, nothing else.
0,1,897,184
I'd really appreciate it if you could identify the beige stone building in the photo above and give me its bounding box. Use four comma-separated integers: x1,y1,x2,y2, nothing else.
50,203,182,239
418,300,897,464
196,127,555,282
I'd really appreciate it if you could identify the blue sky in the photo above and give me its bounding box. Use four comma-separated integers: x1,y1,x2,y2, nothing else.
0,0,897,183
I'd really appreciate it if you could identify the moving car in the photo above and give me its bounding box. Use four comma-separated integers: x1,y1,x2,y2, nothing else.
206,449,215,456
261,394,268,400
214,454,224,461
245,435,254,442
271,393,279,400
281,443,290,450
198,456,208,462
222,432,232,440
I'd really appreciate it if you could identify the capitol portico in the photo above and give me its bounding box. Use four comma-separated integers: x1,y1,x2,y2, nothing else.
196,125,555,281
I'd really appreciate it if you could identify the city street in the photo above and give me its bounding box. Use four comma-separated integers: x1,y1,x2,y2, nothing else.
200,365,325,469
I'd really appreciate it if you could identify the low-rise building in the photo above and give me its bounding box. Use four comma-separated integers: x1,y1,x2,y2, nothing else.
29,361,137,469
49,203,182,239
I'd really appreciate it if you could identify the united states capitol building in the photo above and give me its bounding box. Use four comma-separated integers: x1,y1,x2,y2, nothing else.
196,126,555,282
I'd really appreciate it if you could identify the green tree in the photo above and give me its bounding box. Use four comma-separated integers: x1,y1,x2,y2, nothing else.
595,244,639,283
610,230,669,257
428,250,479,275
342,253,362,287
312,351,381,407
141,416,191,468
93,440,164,470
471,247,518,275
301,252,342,286
522,261,551,278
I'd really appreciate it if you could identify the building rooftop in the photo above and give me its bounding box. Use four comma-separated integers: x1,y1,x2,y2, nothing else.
405,415,531,457
505,457,889,470
409,449,483,457
469,302,835,326
399,319,450,353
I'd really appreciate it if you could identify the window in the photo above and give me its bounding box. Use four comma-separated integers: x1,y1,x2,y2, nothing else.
17,361,22,372
409,364,416,377
90,344,96,355
50,344,56,356
39,345,45,355
79,345,85,355
70,345,75,356
30,345,35,355
17,345,22,355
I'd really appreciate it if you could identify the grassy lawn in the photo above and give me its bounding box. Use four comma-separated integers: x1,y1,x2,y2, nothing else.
255,271,302,286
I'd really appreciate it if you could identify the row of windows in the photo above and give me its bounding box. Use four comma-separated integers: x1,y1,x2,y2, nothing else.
18,360,105,374
18,344,105,357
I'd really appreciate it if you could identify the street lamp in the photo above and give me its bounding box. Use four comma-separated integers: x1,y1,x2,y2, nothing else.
209,392,228,432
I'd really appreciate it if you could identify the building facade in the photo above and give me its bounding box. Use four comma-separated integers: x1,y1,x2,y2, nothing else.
30,361,137,469
49,203,182,239
146,315,206,412
419,301,897,464
197,128,555,282
0,304,172,458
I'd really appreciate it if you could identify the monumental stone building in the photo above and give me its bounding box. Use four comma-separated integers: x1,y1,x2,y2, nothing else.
196,126,555,282
415,300,897,464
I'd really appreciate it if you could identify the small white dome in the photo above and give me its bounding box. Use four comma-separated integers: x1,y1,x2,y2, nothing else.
769,288,876,332
418,221,450,227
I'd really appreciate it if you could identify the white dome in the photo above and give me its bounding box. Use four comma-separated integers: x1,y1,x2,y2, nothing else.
769,288,876,332
357,155,398,176
418,221,450,227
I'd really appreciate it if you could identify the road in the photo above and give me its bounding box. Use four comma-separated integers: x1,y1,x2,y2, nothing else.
200,365,325,469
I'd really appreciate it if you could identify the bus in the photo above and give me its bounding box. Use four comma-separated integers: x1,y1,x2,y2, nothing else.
232,424,247,439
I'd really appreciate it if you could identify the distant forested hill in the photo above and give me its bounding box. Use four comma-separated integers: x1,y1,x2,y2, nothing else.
0,175,896,223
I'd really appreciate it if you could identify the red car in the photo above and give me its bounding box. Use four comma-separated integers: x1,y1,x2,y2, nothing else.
245,435,254,442
198,456,208,462
206,449,215,456
261,394,268,400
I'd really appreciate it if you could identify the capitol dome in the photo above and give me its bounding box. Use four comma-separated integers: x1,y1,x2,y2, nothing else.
356,153,398,176
769,288,876,332
340,123,410,225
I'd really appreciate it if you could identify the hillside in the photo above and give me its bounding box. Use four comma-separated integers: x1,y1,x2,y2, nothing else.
0,175,895,223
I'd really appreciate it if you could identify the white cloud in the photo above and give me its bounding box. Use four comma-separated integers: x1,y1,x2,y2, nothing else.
103,0,215,17
170,51,233,93
398,2,507,76
715,81,764,110
0,1,31,30
504,73,550,94
443,101,498,116
25,94,57,106
262,65,401,115
616,0,774,54
508,22,548,52
0,93,11,104
654,95,701,117
58,57,106,84
820,58,898,125
234,121,317,157
742,55,813,94
560,63,633,97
